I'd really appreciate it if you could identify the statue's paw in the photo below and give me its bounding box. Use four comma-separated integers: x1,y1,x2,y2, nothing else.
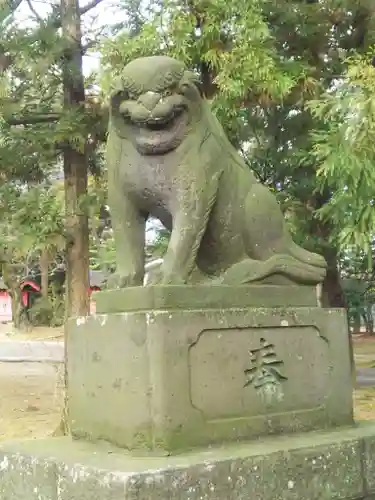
146,270,163,285
106,272,141,289
160,276,186,285
150,269,186,286
305,252,327,269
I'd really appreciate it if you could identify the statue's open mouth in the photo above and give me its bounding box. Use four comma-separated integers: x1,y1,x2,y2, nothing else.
134,105,185,130
126,106,188,155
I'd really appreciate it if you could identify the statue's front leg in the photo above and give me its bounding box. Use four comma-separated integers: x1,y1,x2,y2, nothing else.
106,132,147,288
159,185,217,285
107,195,146,288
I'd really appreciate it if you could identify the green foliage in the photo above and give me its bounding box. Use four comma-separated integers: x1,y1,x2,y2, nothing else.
146,226,170,259
343,277,375,333
0,183,65,259
28,293,65,327
100,0,298,106
90,235,116,272
338,247,375,331
309,51,375,252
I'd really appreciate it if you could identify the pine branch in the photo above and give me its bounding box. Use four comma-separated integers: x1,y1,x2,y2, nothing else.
0,0,104,73
0,0,23,22
81,40,97,53
6,113,61,125
80,0,103,16
26,0,44,24
0,50,13,74
51,0,105,28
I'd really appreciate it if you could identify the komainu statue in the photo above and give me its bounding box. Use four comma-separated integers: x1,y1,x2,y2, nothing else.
106,55,326,287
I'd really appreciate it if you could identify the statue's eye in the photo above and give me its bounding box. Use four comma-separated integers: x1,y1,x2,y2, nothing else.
121,90,135,100
179,82,190,94
163,86,176,97
164,72,175,87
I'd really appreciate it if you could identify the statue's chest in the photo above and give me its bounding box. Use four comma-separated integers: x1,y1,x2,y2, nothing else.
122,152,177,207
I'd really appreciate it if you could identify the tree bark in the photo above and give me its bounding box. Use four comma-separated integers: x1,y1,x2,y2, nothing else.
9,287,23,329
2,263,25,329
305,191,347,309
40,249,49,298
321,248,347,309
365,305,374,335
59,0,90,436
61,0,89,319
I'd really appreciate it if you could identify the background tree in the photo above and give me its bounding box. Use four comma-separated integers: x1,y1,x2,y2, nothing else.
0,0,108,317
310,51,375,253
0,182,65,326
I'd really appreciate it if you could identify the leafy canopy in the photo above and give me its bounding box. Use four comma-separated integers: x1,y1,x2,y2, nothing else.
310,50,375,253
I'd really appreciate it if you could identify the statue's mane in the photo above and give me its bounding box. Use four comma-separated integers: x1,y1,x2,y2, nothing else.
195,99,253,176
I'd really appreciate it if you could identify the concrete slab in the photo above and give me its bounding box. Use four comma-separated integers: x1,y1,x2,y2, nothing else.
1,423,375,499
0,340,63,363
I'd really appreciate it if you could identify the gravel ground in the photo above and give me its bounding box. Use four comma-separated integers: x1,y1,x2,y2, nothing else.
0,361,63,441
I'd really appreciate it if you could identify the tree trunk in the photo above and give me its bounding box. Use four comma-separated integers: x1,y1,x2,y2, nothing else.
320,237,355,376
61,0,89,320
2,264,25,329
365,305,374,335
9,286,23,329
353,312,361,334
40,249,49,299
59,0,90,437
306,192,346,309
321,248,347,309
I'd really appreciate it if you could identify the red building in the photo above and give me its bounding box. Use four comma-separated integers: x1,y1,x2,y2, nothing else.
0,270,108,323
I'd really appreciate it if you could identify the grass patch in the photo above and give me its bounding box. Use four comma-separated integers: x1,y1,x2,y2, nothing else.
353,337,375,368
354,388,375,420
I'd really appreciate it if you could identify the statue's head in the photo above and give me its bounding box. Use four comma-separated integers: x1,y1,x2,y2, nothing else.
110,56,203,155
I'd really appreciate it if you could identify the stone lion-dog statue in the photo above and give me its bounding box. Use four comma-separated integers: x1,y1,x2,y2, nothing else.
106,55,326,288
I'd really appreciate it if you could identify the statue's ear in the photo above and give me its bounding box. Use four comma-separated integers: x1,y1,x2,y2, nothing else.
181,70,203,96
109,74,133,101
109,76,124,99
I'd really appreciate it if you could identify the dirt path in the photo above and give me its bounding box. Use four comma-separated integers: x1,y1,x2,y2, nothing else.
0,362,63,441
0,324,64,341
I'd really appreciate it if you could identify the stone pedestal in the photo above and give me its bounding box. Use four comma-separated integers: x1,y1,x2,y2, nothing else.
2,284,369,500
2,424,375,499
67,285,353,453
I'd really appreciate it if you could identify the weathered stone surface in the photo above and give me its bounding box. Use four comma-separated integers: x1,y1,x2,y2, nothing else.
106,55,327,288
362,433,375,492
1,424,375,499
0,452,56,499
94,284,319,313
67,305,353,452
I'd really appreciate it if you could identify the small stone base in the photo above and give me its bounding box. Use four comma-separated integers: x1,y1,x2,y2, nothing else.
93,284,319,313
1,424,375,499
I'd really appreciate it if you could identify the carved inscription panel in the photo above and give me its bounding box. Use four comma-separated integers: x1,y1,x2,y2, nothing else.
244,337,288,391
188,326,329,420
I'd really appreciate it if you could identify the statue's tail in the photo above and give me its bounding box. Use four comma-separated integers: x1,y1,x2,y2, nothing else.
218,254,326,286
288,241,327,269
144,258,164,285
